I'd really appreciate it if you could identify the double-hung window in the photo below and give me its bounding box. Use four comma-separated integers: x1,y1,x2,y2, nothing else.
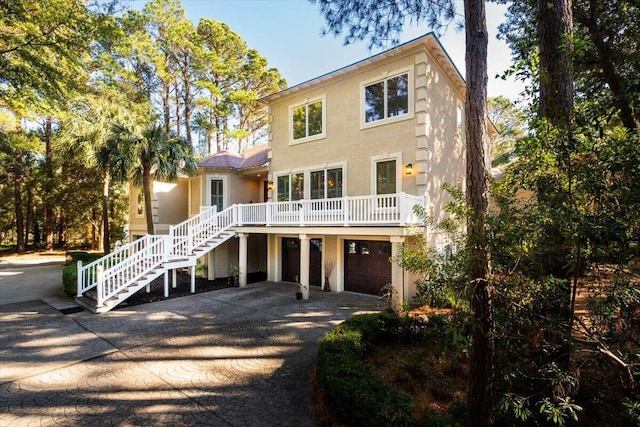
364,72,409,125
290,96,325,143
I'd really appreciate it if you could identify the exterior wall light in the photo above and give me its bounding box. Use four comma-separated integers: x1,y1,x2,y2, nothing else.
405,163,414,175
267,181,274,191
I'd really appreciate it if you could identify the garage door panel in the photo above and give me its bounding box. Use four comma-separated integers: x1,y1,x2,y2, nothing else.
344,240,391,295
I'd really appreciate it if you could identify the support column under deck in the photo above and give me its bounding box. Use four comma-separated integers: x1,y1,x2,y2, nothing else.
390,236,406,307
238,233,248,288
300,234,310,300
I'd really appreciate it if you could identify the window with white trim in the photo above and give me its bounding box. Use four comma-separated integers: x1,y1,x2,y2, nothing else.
136,192,144,217
276,173,304,201
206,175,228,211
290,96,325,143
376,160,397,195
310,167,343,199
364,73,409,123
209,179,224,212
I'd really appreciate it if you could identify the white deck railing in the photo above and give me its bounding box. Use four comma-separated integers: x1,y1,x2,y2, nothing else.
77,192,425,307
236,192,424,227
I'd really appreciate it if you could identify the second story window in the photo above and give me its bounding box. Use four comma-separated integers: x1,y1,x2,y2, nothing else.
277,173,304,201
290,96,325,143
310,168,343,199
136,192,144,217
364,73,409,124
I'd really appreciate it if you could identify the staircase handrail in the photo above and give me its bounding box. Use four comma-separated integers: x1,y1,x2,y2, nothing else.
96,235,166,306
169,205,218,257
188,205,237,251
76,234,158,297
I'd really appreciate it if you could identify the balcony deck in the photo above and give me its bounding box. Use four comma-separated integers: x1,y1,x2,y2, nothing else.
231,192,426,227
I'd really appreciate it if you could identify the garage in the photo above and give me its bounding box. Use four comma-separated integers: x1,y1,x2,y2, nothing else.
344,240,392,295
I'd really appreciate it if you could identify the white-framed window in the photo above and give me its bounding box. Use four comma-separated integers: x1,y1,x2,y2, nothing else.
361,69,413,128
276,172,304,201
310,167,343,200
206,175,228,211
289,95,326,144
136,192,144,217
370,153,401,207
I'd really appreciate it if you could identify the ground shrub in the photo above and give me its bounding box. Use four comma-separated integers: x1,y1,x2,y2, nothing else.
65,251,103,264
316,313,415,426
62,263,78,295
62,252,103,295
314,312,452,426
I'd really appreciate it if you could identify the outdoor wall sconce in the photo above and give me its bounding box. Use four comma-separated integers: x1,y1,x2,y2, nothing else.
267,181,274,191
405,163,414,175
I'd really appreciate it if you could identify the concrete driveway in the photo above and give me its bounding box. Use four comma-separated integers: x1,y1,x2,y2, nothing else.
0,282,384,426
0,253,67,306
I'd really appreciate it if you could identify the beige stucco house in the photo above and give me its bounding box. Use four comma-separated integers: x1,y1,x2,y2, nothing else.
83,32,492,313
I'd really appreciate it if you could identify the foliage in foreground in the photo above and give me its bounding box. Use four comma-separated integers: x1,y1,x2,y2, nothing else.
316,313,422,426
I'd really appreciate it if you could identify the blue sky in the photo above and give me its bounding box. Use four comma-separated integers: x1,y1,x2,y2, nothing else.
130,0,525,101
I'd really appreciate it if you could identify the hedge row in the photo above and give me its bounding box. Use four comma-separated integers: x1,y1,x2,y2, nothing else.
315,312,421,427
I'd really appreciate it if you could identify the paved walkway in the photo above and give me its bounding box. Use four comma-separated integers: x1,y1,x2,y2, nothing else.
0,282,384,426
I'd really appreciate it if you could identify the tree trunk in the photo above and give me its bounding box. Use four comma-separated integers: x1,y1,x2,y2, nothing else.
464,0,494,426
174,82,181,136
25,182,32,249
57,210,66,248
183,68,192,145
44,116,54,251
538,0,574,368
91,208,97,250
581,0,638,133
142,168,155,235
162,80,171,136
102,171,111,254
13,153,25,253
538,0,574,126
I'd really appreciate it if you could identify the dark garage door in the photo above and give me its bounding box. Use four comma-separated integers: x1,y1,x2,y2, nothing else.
344,240,391,295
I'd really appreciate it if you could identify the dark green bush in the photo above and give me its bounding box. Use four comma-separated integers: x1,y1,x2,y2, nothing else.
65,251,103,264
316,313,415,426
62,263,78,295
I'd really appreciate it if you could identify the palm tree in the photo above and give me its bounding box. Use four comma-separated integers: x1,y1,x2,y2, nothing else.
58,98,131,254
108,122,197,235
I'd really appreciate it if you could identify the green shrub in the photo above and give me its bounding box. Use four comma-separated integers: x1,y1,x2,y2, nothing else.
62,263,78,295
65,251,103,264
62,252,103,295
316,313,415,426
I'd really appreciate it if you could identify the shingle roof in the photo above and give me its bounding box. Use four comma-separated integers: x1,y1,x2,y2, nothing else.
198,145,268,170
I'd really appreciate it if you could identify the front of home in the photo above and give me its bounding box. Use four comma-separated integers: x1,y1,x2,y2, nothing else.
77,33,493,313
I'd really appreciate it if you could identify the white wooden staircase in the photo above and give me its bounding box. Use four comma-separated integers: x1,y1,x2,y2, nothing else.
75,205,235,313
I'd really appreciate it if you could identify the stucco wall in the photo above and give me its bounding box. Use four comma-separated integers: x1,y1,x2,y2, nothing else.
266,43,466,226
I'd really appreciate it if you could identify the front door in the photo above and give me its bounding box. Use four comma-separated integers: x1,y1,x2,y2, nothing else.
282,238,300,282
210,179,224,211
281,238,322,286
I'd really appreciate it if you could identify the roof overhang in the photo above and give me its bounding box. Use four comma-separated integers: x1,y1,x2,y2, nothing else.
259,32,466,104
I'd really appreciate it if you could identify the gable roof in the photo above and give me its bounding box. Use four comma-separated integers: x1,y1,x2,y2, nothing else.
198,144,269,170
259,32,466,104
